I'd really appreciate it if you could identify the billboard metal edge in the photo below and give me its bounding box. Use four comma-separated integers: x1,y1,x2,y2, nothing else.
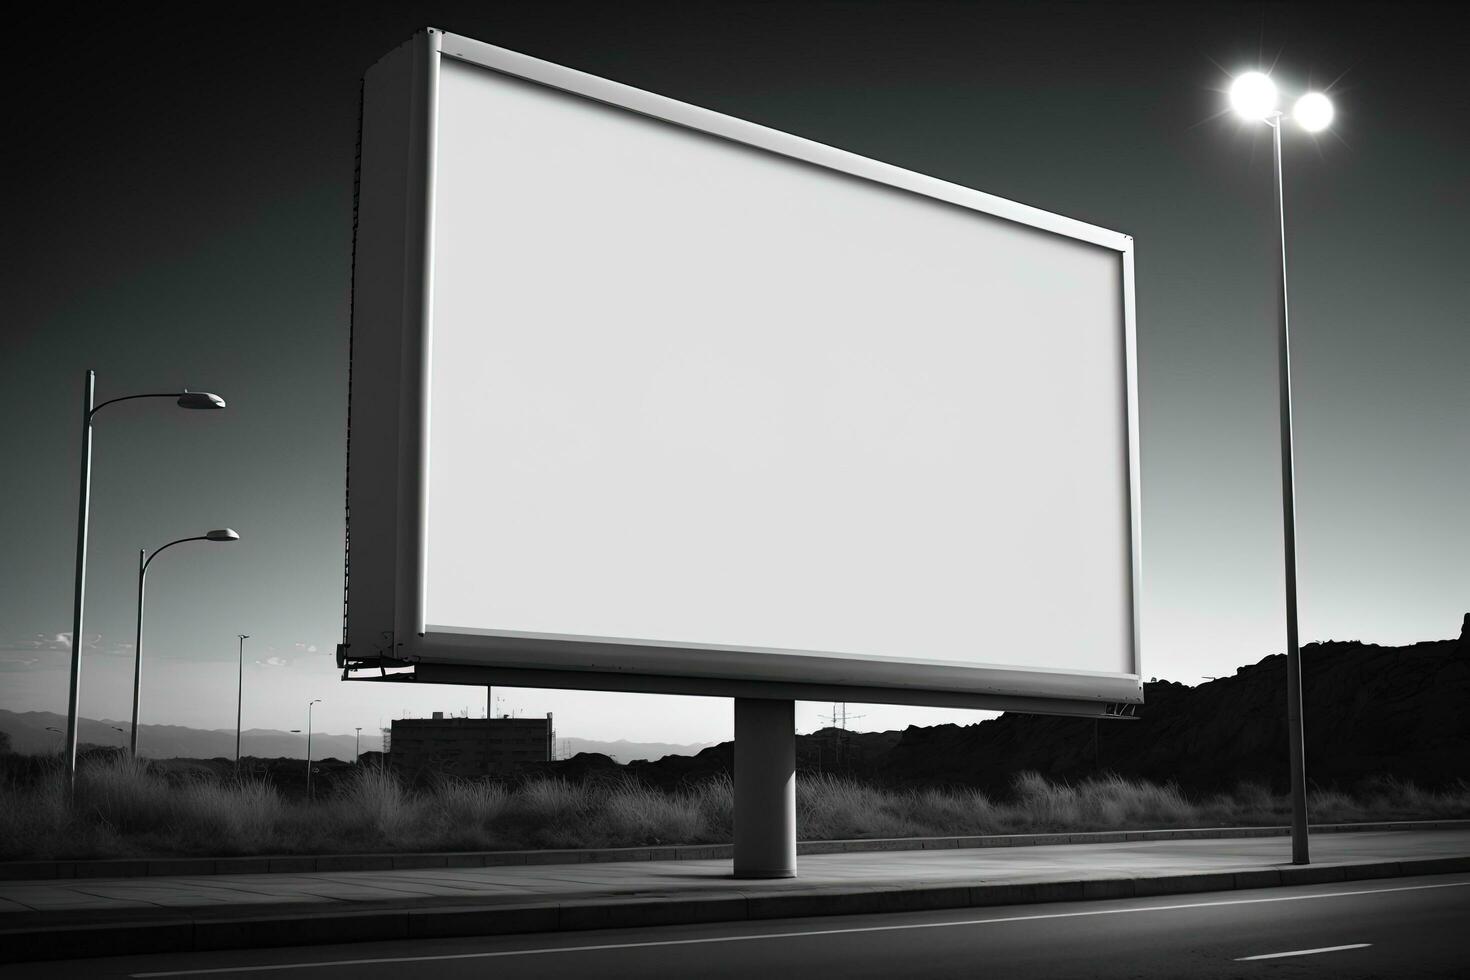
435,31,1131,253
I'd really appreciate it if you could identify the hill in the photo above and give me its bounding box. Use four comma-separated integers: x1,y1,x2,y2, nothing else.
552,627,1470,795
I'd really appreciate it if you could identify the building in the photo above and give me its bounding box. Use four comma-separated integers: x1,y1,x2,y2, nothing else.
389,712,554,777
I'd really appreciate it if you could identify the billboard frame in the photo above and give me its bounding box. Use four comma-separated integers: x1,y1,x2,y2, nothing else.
342,28,1144,718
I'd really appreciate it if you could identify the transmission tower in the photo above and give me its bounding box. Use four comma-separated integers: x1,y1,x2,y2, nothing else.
817,702,865,770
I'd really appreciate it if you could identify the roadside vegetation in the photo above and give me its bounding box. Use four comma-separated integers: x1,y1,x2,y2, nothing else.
1,754,1466,861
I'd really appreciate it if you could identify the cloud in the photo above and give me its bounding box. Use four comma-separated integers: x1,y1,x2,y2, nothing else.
0,633,131,656
256,656,292,668
0,633,73,652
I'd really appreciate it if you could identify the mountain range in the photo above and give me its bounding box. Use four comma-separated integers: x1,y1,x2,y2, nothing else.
0,711,712,764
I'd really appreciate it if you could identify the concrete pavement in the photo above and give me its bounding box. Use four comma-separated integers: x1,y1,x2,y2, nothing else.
3,829,1469,963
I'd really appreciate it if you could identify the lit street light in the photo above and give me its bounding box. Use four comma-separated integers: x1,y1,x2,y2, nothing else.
1229,70,1335,866
306,699,322,801
65,371,226,788
131,529,240,757
235,634,250,775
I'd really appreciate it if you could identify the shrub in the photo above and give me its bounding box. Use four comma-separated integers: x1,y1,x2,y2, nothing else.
597,780,706,846
73,754,173,836
2,756,1468,861
172,778,283,854
426,778,512,850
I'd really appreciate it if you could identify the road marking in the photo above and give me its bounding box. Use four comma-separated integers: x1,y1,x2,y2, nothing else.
132,878,1470,977
1237,943,1371,960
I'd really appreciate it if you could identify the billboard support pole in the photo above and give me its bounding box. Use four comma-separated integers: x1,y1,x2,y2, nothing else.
733,698,796,879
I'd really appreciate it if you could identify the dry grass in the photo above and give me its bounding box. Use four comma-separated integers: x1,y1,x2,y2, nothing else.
1,755,1466,861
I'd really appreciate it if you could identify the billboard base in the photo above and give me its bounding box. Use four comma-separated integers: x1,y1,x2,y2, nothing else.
733,697,797,879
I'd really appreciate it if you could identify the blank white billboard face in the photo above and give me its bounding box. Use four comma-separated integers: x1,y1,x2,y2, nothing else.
420,55,1133,678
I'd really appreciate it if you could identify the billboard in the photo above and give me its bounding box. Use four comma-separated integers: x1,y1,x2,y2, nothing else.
343,29,1143,716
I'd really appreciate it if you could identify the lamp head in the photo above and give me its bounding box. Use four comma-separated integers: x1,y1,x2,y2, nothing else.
206,528,240,542
1293,92,1334,132
178,390,227,410
1229,72,1278,121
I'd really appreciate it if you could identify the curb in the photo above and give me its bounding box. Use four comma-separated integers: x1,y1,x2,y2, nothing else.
3,855,1468,964
4,819,1467,881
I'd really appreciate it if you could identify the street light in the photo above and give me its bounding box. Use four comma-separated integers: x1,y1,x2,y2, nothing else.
1228,71,1278,120
130,529,241,757
306,699,322,801
1293,93,1334,133
235,634,250,775
1229,71,1335,866
65,371,226,788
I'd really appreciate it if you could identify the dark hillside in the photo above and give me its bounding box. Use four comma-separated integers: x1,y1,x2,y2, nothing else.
877,637,1469,794
569,629,1470,796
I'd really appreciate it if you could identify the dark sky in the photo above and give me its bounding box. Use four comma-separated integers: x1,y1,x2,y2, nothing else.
2,1,1465,744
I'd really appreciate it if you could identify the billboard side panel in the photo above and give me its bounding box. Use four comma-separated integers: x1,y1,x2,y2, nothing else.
343,34,437,664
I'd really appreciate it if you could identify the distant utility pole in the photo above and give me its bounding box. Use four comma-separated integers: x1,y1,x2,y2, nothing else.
305,699,321,801
235,634,249,775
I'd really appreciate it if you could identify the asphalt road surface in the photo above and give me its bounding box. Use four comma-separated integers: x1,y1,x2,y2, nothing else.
5,874,1467,979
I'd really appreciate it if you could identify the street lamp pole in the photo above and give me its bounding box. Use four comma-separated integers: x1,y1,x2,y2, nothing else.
1268,113,1311,866
130,529,241,757
1228,72,1333,867
64,371,227,787
236,634,250,774
64,372,95,788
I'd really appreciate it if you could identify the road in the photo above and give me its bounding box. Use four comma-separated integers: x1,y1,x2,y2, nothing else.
4,874,1467,979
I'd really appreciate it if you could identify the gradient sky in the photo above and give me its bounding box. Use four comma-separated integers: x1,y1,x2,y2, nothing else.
2,1,1465,749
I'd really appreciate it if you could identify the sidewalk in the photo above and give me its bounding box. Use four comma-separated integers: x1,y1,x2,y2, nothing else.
4,829,1469,963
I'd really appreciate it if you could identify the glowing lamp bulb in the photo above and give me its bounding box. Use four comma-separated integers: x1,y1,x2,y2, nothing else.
1229,72,1278,120
1293,92,1334,132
